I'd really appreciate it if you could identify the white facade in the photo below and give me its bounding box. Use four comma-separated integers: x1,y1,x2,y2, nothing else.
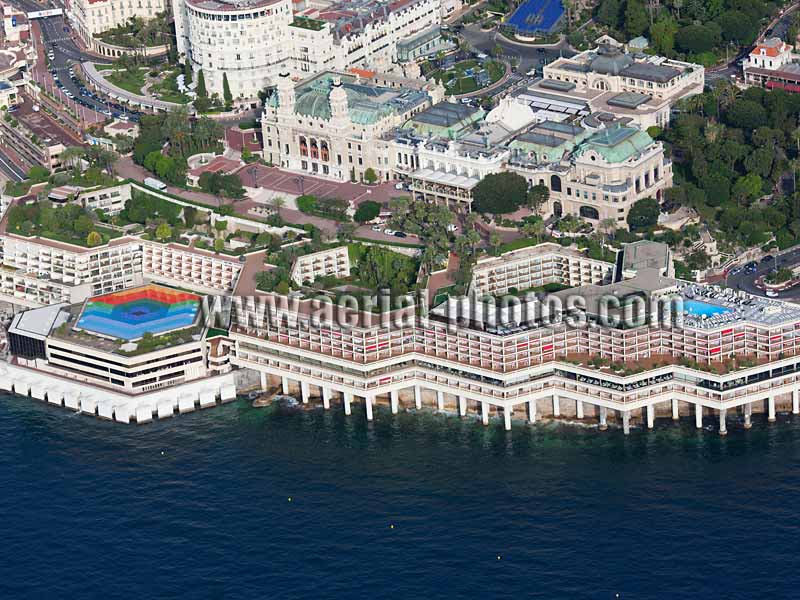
290,246,351,285
173,0,293,100
71,0,168,40
172,0,441,99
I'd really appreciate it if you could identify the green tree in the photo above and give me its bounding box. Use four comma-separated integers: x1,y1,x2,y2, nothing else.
183,60,193,85
73,214,93,235
86,231,102,247
597,0,622,27
626,197,660,230
624,0,648,38
222,72,233,108
354,200,381,223
472,172,528,214
363,168,378,185
650,17,678,56
527,184,549,214
27,165,50,182
155,222,172,240
214,238,225,252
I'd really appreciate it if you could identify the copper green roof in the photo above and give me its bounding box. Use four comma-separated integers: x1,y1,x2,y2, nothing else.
574,127,654,163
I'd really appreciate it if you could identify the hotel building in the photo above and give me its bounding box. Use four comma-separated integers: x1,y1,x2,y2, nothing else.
172,0,442,99
225,241,800,435
290,246,351,286
70,0,168,46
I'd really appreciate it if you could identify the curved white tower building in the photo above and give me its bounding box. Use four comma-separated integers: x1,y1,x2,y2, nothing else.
173,0,292,100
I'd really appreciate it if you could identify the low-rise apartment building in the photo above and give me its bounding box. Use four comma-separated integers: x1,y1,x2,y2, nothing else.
290,246,351,285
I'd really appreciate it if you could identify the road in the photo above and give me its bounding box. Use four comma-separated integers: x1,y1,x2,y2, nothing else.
458,24,575,77
726,246,800,300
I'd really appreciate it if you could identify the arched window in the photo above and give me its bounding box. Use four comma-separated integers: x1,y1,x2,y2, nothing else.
550,174,562,193
553,201,562,218
310,139,319,159
299,137,308,157
320,141,329,162
579,205,599,220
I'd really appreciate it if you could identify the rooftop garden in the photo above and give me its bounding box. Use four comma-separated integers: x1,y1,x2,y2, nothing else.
6,201,121,247
96,14,171,48
290,16,326,31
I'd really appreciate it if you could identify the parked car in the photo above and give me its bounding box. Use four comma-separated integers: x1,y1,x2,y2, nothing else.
761,255,775,263
383,228,396,235
371,225,382,232
394,231,408,238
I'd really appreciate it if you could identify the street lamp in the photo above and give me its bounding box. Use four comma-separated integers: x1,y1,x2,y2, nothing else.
248,165,257,187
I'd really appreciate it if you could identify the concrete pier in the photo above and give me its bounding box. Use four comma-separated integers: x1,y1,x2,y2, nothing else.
769,396,776,422
365,395,374,421
744,402,752,429
281,376,289,395
504,407,512,431
576,399,584,420
481,401,489,425
719,408,727,436
458,395,466,417
322,387,331,410
695,404,703,429
528,398,536,423
344,392,352,416
414,386,422,410
599,406,608,430
672,399,679,421
553,394,560,417
260,372,267,391
390,390,399,415
301,381,310,404
622,410,631,435
793,390,799,415
436,390,444,411
647,404,654,429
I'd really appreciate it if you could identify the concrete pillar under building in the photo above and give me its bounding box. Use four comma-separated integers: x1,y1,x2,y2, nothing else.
793,390,799,415
647,404,655,429
528,399,536,423
301,382,310,405
744,402,752,429
414,386,422,410
344,392,352,416
719,408,727,436
576,399,584,420
553,394,560,417
322,387,331,410
260,372,267,391
458,395,466,417
482,401,489,426
390,390,399,415
671,398,679,421
695,404,703,429
769,396,776,422
281,376,289,395
622,410,631,435
504,407,512,431
599,406,608,431
365,395,374,422
436,390,444,411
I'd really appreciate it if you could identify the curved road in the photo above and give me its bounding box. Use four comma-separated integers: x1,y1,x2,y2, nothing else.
726,246,800,300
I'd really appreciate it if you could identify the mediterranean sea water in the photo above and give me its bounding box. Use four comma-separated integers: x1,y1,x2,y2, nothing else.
3,393,800,599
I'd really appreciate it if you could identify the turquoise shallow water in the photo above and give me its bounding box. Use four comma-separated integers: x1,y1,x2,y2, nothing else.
2,393,800,599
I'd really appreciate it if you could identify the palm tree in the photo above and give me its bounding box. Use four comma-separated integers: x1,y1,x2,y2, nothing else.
598,217,616,246
489,231,502,255
521,219,544,243
60,146,85,172
271,196,286,211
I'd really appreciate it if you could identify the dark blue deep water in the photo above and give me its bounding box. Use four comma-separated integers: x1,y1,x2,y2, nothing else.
3,393,800,599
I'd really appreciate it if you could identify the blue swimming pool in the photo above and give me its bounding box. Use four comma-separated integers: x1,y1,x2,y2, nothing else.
682,299,731,317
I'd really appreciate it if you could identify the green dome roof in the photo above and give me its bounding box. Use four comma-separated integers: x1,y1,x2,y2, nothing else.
295,88,331,120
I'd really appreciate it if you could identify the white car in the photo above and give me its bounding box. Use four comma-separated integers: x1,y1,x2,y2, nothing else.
383,228,396,235
766,290,779,297
394,182,404,190
371,225,382,232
